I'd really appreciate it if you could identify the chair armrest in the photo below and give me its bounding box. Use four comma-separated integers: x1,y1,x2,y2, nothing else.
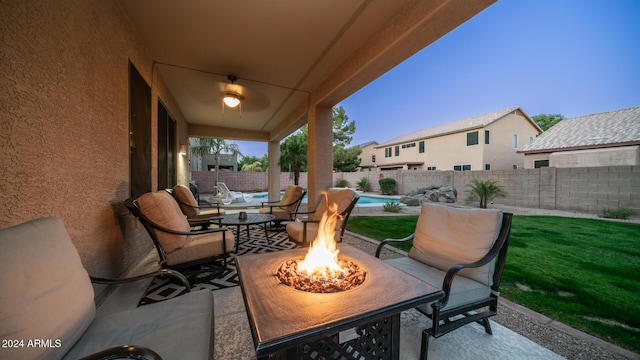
375,233,415,258
260,200,281,207
90,269,190,292
78,345,162,360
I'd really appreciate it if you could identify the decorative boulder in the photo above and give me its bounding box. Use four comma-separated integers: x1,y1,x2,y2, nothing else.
402,185,457,205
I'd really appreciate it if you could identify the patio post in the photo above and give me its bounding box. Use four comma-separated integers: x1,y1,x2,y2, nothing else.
267,140,281,201
307,104,333,208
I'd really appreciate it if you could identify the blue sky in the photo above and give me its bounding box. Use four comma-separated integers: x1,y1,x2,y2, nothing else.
236,0,640,158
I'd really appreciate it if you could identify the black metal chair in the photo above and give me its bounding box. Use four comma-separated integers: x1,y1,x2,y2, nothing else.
125,191,234,272
375,203,512,359
286,189,360,245
258,185,307,231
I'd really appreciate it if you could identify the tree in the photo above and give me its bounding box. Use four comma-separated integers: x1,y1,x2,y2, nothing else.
332,106,356,147
279,132,307,185
191,138,243,185
238,154,268,171
333,144,362,172
465,179,507,209
532,113,564,131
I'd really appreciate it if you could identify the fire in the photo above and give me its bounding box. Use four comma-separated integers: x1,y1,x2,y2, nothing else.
297,194,344,280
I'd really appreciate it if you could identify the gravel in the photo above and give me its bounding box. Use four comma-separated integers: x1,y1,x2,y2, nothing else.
344,203,639,360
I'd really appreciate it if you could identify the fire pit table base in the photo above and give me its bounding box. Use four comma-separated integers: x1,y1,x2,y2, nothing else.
266,314,399,360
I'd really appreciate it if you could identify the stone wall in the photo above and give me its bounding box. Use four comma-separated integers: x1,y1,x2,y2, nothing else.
203,166,640,214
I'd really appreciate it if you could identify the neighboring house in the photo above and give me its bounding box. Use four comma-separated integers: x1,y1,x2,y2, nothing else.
188,139,239,172
519,106,640,169
359,107,541,171
357,141,379,171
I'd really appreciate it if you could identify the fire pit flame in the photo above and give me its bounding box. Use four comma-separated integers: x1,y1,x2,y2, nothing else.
276,192,367,293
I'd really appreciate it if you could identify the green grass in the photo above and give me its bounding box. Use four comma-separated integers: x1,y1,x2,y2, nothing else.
346,215,640,353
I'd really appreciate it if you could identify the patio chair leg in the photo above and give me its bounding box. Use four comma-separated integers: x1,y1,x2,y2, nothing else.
479,318,493,335
420,329,431,360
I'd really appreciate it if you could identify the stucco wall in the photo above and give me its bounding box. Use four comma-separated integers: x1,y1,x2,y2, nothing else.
1,0,188,301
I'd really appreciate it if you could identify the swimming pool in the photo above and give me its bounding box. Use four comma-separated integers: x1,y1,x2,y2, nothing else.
251,192,401,206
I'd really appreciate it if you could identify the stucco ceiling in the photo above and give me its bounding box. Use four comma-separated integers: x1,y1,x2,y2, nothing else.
118,0,495,143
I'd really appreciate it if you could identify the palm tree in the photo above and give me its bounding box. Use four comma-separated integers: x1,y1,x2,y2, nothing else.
465,179,507,208
191,138,243,185
279,133,307,185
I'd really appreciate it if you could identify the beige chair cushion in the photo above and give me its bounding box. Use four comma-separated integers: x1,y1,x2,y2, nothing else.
279,186,303,212
165,230,235,266
312,188,355,221
172,184,198,218
286,222,342,243
409,203,502,286
137,191,190,253
385,257,491,314
0,217,95,360
258,207,289,221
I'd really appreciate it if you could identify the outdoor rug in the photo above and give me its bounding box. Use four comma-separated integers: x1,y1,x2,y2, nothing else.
138,225,299,306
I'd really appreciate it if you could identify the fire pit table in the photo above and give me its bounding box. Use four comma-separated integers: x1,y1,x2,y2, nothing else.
236,243,444,359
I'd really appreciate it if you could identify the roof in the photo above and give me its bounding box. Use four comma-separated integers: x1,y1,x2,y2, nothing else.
357,141,379,148
376,106,537,147
519,106,640,154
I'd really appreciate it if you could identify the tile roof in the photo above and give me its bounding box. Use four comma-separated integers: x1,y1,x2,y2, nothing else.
519,106,640,153
376,106,528,147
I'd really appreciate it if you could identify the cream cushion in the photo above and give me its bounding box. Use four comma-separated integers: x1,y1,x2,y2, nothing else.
172,184,198,218
408,203,502,285
0,217,95,360
165,230,235,267
312,188,356,221
137,191,190,253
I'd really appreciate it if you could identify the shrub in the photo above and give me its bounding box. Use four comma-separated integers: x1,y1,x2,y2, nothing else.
383,201,402,213
335,178,349,188
379,178,397,195
600,207,631,220
356,177,370,192
465,179,507,208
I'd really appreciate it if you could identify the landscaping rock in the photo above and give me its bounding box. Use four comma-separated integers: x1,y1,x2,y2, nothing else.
403,186,457,205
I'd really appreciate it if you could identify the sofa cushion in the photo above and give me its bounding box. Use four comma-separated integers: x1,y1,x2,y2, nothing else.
385,257,491,314
63,290,214,360
138,191,191,253
172,184,199,218
0,217,96,360
409,203,502,285
165,230,235,266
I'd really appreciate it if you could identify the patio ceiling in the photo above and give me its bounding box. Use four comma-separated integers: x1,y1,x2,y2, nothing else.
118,0,495,143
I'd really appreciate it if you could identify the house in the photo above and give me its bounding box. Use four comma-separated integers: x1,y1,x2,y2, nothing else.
519,107,640,169
1,1,495,301
357,141,379,171
361,107,541,171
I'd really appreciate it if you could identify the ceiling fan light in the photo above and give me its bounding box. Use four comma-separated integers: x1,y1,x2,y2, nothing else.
223,94,240,108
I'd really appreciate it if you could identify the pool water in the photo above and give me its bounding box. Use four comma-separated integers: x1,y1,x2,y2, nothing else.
251,192,400,205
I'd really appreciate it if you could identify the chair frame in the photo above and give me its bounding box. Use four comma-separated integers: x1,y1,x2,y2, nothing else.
288,194,360,244
375,211,513,360
260,189,307,231
125,198,232,271
166,188,223,229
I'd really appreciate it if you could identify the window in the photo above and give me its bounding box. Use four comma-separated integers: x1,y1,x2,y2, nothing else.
454,165,462,171
513,164,518,169
419,141,425,153
513,134,519,149
467,131,479,146
485,163,491,170
385,148,392,158
401,142,415,149
534,160,549,168
485,130,490,144
462,165,471,171
395,145,399,156
427,166,436,171
372,155,376,163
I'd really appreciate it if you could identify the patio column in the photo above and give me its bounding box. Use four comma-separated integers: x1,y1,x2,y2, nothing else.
307,104,333,208
267,140,281,202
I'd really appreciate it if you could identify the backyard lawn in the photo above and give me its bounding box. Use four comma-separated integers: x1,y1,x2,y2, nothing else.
346,215,640,353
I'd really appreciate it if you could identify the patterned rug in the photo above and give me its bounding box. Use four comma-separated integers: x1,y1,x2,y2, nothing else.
138,225,299,306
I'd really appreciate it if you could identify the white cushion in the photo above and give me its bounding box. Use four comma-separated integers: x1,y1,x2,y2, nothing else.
409,203,502,285
0,218,95,360
385,257,491,314
63,290,214,360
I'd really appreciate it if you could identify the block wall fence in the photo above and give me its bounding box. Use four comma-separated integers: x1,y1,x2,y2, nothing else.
191,165,640,214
